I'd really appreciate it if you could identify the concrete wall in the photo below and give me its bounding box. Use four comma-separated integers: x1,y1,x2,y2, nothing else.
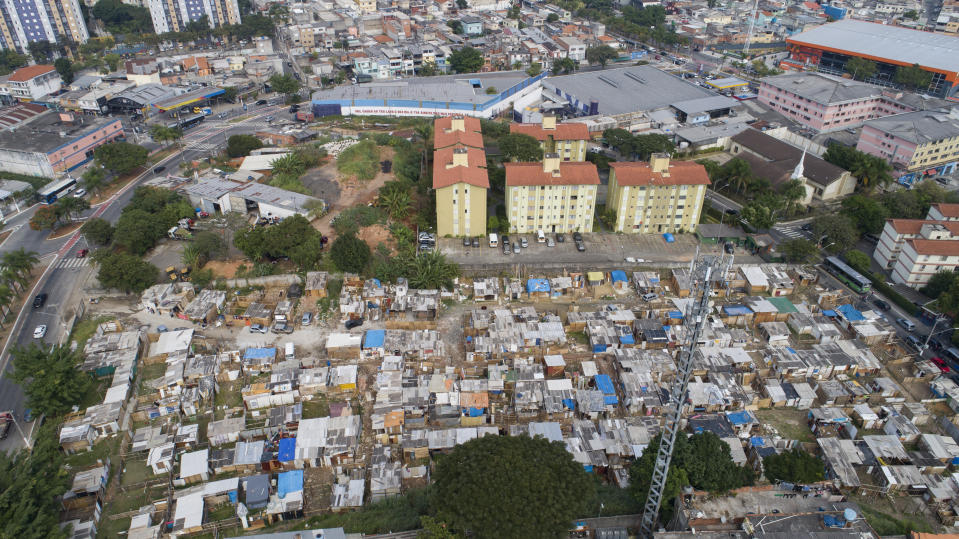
0,148,55,177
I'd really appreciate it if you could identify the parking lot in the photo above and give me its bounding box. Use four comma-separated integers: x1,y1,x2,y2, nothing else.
439,232,765,269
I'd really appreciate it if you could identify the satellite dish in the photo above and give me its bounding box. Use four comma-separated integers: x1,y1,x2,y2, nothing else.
844,508,857,521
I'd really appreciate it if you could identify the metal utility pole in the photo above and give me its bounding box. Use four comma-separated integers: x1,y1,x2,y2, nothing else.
639,253,730,537
743,0,761,58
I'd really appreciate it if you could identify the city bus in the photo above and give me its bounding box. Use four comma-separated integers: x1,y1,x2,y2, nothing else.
823,256,872,294
166,113,205,131
37,177,78,204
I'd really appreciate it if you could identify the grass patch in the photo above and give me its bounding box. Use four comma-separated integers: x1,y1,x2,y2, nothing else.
306,487,429,534
207,503,237,521
859,504,933,535
302,396,330,419
64,435,120,470
137,362,167,393
336,139,380,181
568,331,588,345
69,315,114,351
333,204,387,236
120,458,153,487
586,479,642,516
754,408,814,443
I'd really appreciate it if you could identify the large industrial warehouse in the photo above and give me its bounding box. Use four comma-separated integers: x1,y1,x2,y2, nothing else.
784,19,959,98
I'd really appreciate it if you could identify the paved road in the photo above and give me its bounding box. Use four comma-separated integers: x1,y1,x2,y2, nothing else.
0,104,286,453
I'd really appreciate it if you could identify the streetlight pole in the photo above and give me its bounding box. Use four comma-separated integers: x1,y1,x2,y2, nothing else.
924,316,950,351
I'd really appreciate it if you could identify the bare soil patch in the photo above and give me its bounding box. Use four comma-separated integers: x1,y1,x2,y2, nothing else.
357,224,393,252
204,259,246,279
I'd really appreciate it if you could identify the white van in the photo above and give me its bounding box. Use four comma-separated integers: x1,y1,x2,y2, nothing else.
285,342,294,360
489,233,498,248
536,230,546,243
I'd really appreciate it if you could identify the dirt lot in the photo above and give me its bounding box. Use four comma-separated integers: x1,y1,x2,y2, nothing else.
303,147,395,240
204,259,245,279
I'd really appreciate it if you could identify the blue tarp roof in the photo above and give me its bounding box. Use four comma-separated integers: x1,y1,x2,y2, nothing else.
243,347,276,360
593,344,607,353
595,374,616,395
563,398,575,410
836,303,865,322
371,278,381,287
278,438,296,462
467,407,485,417
822,309,837,317
526,278,550,293
668,310,684,319
663,233,675,243
750,436,766,447
603,395,619,405
723,304,753,316
610,270,627,282
726,411,754,425
363,329,385,348
619,334,635,345
277,470,303,498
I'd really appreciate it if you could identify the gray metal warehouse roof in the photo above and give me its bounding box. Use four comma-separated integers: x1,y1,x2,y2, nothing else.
864,109,959,144
788,19,959,73
670,95,738,114
543,65,715,116
311,70,532,104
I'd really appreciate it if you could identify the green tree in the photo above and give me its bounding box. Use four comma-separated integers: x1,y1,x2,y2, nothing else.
447,20,465,35
0,425,71,538
91,0,152,33
10,343,91,418
54,57,74,84
1,248,37,286
330,234,371,273
29,205,59,231
104,53,122,72
270,153,307,177
405,251,460,289
781,238,817,263
903,9,918,19
552,56,577,75
0,50,29,75
82,165,108,195
27,41,52,63
269,73,301,99
419,516,460,538
433,435,594,539
449,46,484,74
895,63,933,91
56,196,89,220
81,218,115,245
456,0,468,8
487,215,500,232
227,134,264,157
844,249,871,274
149,124,183,148
763,448,825,484
379,184,413,219
222,86,238,102
740,202,775,229
94,141,148,175
499,133,544,162
813,214,859,253
92,250,158,293
546,12,559,22
585,45,618,67
840,194,888,235
114,209,168,255
526,62,542,77
630,434,691,524
922,270,959,298
418,61,438,76
845,57,877,81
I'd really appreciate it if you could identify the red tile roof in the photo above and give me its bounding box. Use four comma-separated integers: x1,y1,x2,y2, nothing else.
8,65,55,82
432,147,489,189
908,238,959,256
609,161,711,186
887,219,959,235
931,203,959,218
510,122,589,142
433,116,484,149
505,161,600,186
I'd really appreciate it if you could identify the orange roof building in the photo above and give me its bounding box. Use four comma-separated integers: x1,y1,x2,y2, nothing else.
434,115,484,150
607,154,710,234
510,115,590,161
505,154,599,233
432,120,489,238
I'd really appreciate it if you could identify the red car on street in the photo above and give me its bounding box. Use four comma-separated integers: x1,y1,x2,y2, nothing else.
76,249,88,258
931,356,951,373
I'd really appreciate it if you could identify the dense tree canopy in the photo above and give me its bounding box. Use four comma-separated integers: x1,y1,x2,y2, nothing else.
81,218,115,245
586,45,618,66
94,142,149,175
0,425,70,538
603,129,674,160
895,63,932,90
10,343,91,418
92,251,159,293
499,133,544,162
329,234,371,273
227,134,264,157
763,448,825,484
781,238,818,263
233,214,325,270
269,73,301,98
0,50,28,76
92,0,152,34
449,46,484,74
812,214,859,254
845,57,877,81
433,435,594,538
113,187,194,255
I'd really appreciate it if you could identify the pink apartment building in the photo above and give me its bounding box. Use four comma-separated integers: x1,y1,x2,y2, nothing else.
758,72,923,132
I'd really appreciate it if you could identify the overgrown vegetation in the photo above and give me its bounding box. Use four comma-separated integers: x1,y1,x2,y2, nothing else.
10,343,91,418
762,448,825,484
233,214,325,271
337,139,381,180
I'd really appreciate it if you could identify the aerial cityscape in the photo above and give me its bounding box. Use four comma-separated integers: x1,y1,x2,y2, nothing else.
1,0,959,537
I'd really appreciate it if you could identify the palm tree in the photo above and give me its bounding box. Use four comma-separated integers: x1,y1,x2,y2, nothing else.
0,266,25,295
0,284,12,327
2,248,38,284
408,251,459,289
380,189,412,219
182,244,202,269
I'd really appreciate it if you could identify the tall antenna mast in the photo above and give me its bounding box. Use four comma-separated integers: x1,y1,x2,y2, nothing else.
639,253,730,537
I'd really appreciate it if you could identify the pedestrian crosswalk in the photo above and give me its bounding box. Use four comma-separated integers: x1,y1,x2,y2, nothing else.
183,141,220,151
56,257,90,270
773,225,806,240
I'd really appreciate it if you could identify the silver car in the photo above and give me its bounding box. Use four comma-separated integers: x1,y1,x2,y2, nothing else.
513,243,521,254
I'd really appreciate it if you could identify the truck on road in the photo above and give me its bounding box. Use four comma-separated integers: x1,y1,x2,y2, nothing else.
0,411,13,440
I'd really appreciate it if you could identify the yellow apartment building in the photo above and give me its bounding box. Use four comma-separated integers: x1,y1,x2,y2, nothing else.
434,146,488,238
510,115,590,161
607,154,710,234
505,153,599,234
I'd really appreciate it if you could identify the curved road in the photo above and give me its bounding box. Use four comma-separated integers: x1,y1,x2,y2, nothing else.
0,102,288,452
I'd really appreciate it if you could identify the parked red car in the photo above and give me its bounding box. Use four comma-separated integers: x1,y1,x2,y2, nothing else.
76,249,89,258
931,356,951,373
